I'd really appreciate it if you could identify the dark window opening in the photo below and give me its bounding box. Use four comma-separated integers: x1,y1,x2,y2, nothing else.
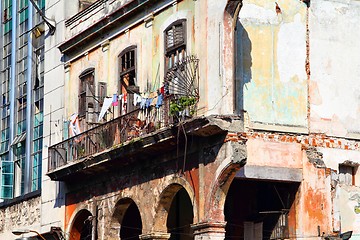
78,68,95,119
119,47,138,114
98,82,107,106
339,164,357,186
165,20,187,72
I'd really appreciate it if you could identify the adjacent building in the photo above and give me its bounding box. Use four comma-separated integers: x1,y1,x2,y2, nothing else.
1,0,360,239
0,0,46,238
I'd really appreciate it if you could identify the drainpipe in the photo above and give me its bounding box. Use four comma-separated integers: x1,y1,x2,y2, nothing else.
24,0,34,194
228,0,243,113
92,199,98,240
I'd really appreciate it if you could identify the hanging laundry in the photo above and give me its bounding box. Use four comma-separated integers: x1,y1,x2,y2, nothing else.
121,93,127,115
112,93,119,106
151,96,157,106
156,93,164,108
140,98,146,109
133,93,142,106
69,113,81,137
98,97,113,122
145,98,153,108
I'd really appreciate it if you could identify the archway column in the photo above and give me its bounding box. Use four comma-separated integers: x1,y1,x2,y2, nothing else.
139,232,171,240
191,221,227,240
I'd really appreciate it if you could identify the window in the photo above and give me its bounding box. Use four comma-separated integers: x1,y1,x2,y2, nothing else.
98,82,107,108
164,20,186,72
31,37,44,192
1,68,10,154
14,143,25,195
79,68,96,127
339,164,357,186
119,46,138,114
0,153,13,199
79,68,95,117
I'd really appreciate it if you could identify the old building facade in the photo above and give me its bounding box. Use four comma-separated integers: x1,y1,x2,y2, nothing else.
1,0,360,239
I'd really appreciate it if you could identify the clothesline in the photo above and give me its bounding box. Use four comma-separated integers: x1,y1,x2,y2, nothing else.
98,88,165,122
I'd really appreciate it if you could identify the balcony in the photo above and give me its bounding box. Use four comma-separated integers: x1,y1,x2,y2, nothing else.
47,108,231,182
47,56,238,182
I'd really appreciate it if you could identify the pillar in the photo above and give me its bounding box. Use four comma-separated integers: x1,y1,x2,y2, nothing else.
191,221,227,240
140,232,170,240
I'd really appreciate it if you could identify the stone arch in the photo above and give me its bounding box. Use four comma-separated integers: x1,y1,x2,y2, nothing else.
67,208,93,240
153,178,197,233
109,197,143,240
205,160,244,222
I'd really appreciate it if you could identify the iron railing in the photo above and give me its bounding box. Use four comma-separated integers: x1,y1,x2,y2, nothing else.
270,212,289,240
48,56,199,172
48,103,172,171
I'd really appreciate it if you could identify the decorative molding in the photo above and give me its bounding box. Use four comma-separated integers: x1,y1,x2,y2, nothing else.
191,221,226,235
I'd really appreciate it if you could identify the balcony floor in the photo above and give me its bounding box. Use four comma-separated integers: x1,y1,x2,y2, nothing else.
47,116,234,182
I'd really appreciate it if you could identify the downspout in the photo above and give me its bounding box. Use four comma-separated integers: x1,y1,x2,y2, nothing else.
24,0,34,194
9,0,17,197
305,4,311,132
92,199,98,240
229,1,242,113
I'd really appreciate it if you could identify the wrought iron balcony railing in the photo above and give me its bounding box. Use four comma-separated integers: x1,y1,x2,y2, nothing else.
48,105,170,172
48,56,199,172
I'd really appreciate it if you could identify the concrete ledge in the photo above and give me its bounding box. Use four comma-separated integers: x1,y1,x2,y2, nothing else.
236,165,303,182
250,122,308,134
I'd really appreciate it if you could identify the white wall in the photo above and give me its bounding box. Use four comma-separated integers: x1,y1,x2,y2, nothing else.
309,0,360,138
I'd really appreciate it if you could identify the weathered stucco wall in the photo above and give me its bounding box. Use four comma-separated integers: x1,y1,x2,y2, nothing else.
246,138,303,168
309,0,360,138
320,148,360,237
238,0,308,127
296,160,333,238
66,1,196,120
62,137,246,239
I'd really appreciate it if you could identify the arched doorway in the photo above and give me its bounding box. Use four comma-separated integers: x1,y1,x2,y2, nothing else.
69,209,93,240
224,178,299,240
120,200,142,240
167,188,194,240
110,198,142,240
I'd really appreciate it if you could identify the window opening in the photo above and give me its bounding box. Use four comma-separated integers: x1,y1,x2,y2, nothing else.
339,164,357,186
79,68,96,129
165,20,186,72
119,46,138,114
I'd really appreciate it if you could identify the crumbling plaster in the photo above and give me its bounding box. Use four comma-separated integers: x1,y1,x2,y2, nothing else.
318,147,360,237
66,1,196,119
63,135,246,239
309,0,360,138
238,0,308,127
